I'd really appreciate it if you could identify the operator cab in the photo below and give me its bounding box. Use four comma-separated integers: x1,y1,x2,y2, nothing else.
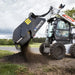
54,18,71,44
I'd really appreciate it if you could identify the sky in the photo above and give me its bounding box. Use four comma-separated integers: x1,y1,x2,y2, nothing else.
0,0,75,39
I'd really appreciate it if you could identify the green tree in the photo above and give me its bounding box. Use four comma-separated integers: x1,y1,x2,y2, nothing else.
65,8,75,19
8,39,14,45
0,39,14,45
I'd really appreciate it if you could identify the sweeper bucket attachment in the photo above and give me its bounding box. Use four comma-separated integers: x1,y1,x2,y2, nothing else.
13,15,45,46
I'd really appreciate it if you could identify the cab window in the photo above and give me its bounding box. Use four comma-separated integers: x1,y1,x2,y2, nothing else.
57,21,69,29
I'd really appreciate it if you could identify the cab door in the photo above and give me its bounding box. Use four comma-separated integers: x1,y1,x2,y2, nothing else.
55,19,71,44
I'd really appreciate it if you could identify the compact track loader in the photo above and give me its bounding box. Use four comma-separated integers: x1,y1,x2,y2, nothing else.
13,4,75,60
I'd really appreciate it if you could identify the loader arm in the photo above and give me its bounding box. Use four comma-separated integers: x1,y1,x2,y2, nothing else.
46,5,75,26
58,12,75,26
58,4,75,26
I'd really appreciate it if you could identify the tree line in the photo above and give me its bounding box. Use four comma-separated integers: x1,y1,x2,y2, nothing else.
0,38,46,45
0,39,14,45
65,8,75,19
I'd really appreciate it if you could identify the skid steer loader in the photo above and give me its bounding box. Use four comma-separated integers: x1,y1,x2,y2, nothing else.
13,4,75,60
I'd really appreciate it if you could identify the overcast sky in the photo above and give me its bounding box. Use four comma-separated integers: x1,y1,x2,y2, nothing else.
0,0,75,39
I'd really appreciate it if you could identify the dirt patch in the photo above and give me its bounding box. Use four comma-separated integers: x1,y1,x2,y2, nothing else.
0,44,75,75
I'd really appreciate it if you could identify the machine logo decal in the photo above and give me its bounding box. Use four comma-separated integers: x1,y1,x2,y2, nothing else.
34,20,44,31
63,14,75,22
25,18,31,25
36,20,44,28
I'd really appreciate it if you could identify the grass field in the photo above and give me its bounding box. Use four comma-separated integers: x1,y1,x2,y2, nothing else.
0,43,41,75
0,45,14,47
0,43,41,48
0,50,14,59
0,50,34,75
30,43,41,47
0,50,75,75
0,63,34,75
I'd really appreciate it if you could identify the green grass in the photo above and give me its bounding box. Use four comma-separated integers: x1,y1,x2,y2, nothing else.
0,50,14,59
0,45,14,47
0,43,41,48
0,63,34,75
0,50,34,75
29,43,41,48
43,66,60,72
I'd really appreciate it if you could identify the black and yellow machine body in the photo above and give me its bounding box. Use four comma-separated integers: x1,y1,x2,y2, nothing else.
13,16,45,46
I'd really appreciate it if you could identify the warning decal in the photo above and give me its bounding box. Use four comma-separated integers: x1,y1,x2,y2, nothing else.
25,18,31,25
